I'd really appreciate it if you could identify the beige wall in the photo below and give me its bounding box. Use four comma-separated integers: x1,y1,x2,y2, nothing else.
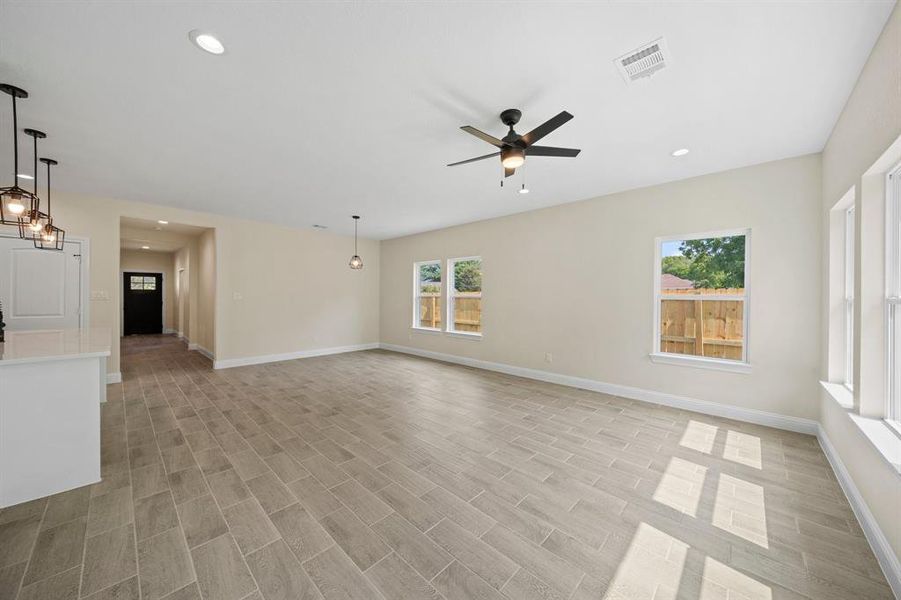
174,245,190,339
53,193,380,376
196,229,216,354
381,154,822,420
120,249,176,332
820,4,901,562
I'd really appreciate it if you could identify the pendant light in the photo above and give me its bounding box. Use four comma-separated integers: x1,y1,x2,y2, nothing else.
348,215,363,270
0,84,39,226
32,158,64,251
18,128,47,238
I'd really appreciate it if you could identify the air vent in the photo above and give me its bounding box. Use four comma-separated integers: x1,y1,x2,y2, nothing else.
615,37,669,83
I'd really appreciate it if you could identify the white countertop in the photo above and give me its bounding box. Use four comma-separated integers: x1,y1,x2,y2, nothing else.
0,328,112,365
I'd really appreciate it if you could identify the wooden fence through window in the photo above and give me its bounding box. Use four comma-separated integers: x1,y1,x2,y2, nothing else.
659,288,744,360
418,292,481,332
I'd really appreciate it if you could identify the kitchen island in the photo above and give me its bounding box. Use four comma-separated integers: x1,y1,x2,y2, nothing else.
0,328,110,508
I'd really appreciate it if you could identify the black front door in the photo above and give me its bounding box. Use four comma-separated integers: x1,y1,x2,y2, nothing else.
124,272,163,335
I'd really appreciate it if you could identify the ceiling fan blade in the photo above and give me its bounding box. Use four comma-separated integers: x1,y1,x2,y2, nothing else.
447,152,500,167
527,145,581,157
505,167,515,178
461,125,504,147
520,111,573,146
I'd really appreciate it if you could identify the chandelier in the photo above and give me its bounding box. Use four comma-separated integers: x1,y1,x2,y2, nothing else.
348,215,363,270
1,82,65,250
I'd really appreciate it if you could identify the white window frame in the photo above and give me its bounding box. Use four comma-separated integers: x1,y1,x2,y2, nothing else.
651,229,751,373
885,163,901,431
446,256,482,338
844,205,855,391
412,260,442,332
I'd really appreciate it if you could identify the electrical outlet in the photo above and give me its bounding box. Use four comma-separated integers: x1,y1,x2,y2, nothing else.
232,292,243,301
545,353,553,363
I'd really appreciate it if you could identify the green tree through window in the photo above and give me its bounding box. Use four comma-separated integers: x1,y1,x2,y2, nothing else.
662,236,745,289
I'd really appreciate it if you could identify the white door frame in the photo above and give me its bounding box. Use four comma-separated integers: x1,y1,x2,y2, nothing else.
0,231,90,330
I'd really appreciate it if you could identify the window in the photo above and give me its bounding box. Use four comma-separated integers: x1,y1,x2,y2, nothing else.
130,275,157,291
413,261,442,330
886,165,901,425
844,205,855,390
654,231,749,368
447,257,482,334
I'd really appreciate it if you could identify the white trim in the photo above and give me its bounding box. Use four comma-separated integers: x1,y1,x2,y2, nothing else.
817,425,901,597
445,330,482,340
379,343,815,434
187,342,214,360
105,372,122,384
177,331,185,338
411,326,442,335
653,229,750,367
163,328,176,335
213,342,379,370
649,352,751,373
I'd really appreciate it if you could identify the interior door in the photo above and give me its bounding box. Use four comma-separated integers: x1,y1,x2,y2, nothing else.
124,272,163,335
0,235,82,331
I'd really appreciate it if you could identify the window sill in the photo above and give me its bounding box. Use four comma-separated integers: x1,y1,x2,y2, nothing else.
649,353,751,374
411,327,442,335
446,331,482,340
819,381,854,409
820,381,901,474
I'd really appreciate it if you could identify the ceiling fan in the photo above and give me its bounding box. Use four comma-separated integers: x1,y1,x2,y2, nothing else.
448,108,580,178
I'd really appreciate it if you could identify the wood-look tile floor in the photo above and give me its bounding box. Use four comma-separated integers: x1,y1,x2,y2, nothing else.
0,335,893,600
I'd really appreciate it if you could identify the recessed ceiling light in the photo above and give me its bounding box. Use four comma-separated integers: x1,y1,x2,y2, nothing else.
141,245,150,250
17,173,33,180
157,220,168,225
671,148,690,157
188,30,225,55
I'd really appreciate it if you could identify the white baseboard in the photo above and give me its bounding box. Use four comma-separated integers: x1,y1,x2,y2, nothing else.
105,372,122,384
817,425,901,597
177,331,185,339
163,328,176,335
379,343,818,435
188,343,214,360
214,342,380,370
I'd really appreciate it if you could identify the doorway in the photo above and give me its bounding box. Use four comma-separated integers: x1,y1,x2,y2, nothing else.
123,272,163,335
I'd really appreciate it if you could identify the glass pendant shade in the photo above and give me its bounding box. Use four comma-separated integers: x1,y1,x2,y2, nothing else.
348,215,363,270
0,84,39,227
32,158,64,251
501,146,525,169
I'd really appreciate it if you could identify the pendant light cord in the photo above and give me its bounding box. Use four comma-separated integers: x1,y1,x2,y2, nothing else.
10,94,18,181
32,133,38,196
45,160,51,218
354,218,358,254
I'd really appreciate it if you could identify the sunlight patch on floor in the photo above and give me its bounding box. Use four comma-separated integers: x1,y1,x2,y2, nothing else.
701,556,772,600
652,456,708,517
723,430,763,469
603,522,689,600
679,420,718,454
712,473,769,548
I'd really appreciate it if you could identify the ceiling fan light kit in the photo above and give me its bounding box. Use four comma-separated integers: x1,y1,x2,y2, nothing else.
0,82,67,250
448,107,581,180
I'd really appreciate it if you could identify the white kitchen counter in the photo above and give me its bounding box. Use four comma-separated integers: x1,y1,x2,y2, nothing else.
0,328,111,508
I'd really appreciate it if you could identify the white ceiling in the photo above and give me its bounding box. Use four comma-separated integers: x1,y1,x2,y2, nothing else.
0,1,894,239
120,217,207,252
